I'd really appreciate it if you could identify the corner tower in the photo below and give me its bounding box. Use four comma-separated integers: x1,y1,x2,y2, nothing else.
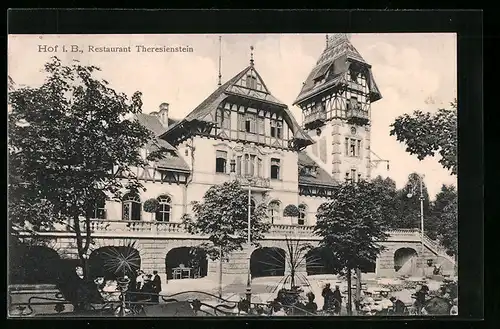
293,33,382,182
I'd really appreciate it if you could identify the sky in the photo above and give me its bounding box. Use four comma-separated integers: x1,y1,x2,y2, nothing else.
8,33,457,199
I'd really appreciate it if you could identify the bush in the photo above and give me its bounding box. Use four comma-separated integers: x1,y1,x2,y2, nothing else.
283,204,299,217
143,198,159,213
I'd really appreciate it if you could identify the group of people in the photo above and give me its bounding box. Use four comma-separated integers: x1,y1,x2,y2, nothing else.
134,269,162,303
321,283,343,315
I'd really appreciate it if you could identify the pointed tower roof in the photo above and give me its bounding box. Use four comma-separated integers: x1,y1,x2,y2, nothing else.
293,34,382,105
160,64,313,147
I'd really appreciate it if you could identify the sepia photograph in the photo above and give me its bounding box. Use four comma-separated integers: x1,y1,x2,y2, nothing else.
8,32,458,317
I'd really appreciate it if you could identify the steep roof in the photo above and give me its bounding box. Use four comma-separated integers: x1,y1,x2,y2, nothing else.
159,65,313,146
298,151,338,187
135,113,190,172
293,34,382,105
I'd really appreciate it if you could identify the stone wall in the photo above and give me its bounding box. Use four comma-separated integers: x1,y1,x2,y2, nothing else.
19,233,449,283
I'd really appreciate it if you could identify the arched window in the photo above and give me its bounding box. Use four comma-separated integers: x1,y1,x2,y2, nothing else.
122,192,141,221
250,198,256,216
268,201,281,224
271,158,281,180
156,195,172,222
298,204,307,226
215,150,227,173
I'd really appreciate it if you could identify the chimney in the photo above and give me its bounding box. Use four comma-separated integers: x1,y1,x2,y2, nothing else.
157,102,169,127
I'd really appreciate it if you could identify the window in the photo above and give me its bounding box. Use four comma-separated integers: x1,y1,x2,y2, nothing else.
298,204,307,226
269,201,281,224
357,140,361,157
271,158,281,180
244,154,250,175
236,156,242,175
122,192,141,221
257,158,263,177
244,113,256,133
216,150,227,173
349,97,359,110
250,155,256,176
350,139,356,157
156,195,171,222
246,75,257,89
350,69,358,82
88,196,106,219
344,138,349,156
216,108,231,130
258,117,265,135
271,120,283,138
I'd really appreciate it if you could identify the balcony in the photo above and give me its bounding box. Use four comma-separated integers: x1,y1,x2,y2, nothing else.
303,111,327,130
235,175,271,189
346,107,369,125
66,219,318,240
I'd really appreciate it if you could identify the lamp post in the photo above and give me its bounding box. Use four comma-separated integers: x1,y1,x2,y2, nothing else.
406,174,426,278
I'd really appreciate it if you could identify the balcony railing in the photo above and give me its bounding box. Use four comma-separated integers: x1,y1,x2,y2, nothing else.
76,219,316,238
304,111,327,129
346,107,369,124
235,175,271,189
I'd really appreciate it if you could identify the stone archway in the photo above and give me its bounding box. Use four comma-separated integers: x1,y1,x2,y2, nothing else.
10,245,61,285
305,247,339,276
88,246,141,280
250,247,286,278
394,247,418,275
165,247,208,280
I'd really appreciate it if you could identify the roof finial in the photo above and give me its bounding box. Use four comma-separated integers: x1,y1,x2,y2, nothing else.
218,36,222,86
326,34,329,47
250,45,254,66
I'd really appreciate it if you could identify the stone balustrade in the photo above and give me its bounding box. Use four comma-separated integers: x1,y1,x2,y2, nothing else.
75,219,316,239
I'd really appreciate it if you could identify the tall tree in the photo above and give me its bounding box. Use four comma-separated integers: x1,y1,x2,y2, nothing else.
432,185,458,256
8,56,167,269
371,175,399,229
437,198,458,257
394,173,433,234
182,181,271,297
390,99,457,175
314,180,389,315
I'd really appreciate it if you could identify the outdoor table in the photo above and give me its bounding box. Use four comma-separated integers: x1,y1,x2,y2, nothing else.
172,267,192,280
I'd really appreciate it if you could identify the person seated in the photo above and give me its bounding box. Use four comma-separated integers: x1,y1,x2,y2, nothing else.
304,292,318,314
389,296,406,315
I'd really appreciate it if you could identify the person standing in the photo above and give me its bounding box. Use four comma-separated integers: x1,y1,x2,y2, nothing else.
321,283,334,312
136,270,145,291
152,270,162,303
332,285,343,315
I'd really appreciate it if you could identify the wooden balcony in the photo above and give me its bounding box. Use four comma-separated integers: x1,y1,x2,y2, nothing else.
303,111,327,130
346,107,369,125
